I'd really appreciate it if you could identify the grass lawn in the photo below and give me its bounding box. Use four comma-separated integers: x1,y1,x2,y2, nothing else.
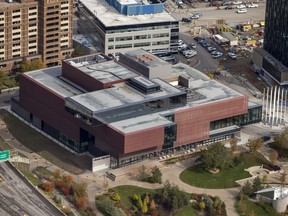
0,110,91,175
0,136,13,150
34,166,53,178
175,204,200,216
111,185,157,209
17,163,42,186
180,152,268,189
235,199,280,216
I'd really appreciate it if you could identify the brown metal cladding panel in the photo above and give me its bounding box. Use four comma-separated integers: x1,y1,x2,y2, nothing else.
19,74,80,141
92,125,125,155
62,61,104,91
174,96,248,146
19,74,125,154
124,127,164,154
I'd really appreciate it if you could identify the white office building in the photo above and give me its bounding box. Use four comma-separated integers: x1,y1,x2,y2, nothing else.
78,0,179,56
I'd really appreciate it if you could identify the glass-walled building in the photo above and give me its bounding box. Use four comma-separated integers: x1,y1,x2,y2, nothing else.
264,0,288,67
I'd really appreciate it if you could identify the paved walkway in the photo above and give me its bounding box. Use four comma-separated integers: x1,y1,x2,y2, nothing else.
110,157,240,216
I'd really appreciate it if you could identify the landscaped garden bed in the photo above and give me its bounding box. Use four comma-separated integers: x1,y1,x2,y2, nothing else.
180,152,269,189
96,184,227,216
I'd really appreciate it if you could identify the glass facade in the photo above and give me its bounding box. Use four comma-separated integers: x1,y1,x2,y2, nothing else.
110,105,262,169
163,124,176,149
210,105,262,130
264,0,288,67
59,132,87,153
110,134,232,169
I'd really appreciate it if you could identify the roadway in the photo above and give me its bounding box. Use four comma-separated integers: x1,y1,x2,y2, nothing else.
0,162,63,216
0,90,18,108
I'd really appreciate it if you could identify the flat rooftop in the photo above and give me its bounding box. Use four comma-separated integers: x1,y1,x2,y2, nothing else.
66,78,183,114
67,55,138,84
0,0,36,9
124,49,170,68
24,58,252,134
186,79,243,107
110,113,173,133
255,48,288,73
222,32,237,41
24,67,84,98
80,0,176,27
80,61,138,83
171,64,242,105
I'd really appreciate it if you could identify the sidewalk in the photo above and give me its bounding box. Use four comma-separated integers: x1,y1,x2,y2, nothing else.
109,157,240,216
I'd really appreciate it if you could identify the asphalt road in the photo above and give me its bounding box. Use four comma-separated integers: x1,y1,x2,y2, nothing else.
0,90,18,108
0,162,63,216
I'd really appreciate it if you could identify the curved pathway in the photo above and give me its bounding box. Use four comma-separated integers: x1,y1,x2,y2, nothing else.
109,158,240,216
110,157,240,216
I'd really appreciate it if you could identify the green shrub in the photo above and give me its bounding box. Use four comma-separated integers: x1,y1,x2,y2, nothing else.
95,196,126,216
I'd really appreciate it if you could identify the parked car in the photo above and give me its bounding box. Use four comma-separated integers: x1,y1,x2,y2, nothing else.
185,52,197,58
176,0,183,5
207,2,221,7
237,8,247,13
178,39,184,45
212,53,223,58
200,41,210,47
190,43,196,49
193,12,203,17
225,5,234,9
183,50,196,56
236,4,246,9
228,52,237,59
211,50,220,55
179,47,190,54
194,36,205,42
190,14,200,19
182,17,191,23
223,1,233,5
207,46,217,52
247,3,258,8
178,44,187,50
233,0,242,5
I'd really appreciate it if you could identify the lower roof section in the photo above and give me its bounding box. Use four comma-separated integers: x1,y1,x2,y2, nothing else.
109,113,173,134
24,66,84,98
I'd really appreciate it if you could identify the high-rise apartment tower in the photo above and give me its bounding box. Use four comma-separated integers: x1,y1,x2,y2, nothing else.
0,0,73,73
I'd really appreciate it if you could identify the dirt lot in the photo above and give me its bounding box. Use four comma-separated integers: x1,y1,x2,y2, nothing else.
220,55,267,92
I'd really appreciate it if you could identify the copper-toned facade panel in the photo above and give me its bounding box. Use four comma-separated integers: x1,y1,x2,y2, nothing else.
174,96,248,145
124,127,165,154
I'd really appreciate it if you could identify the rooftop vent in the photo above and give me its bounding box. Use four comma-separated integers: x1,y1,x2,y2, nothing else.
129,76,160,94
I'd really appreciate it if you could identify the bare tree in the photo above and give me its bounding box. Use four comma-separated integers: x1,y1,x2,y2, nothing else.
269,150,279,165
229,138,238,152
247,138,263,153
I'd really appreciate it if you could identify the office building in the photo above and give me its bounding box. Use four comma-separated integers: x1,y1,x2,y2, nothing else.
251,0,288,86
77,0,179,56
264,0,288,67
12,50,262,169
0,0,73,73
